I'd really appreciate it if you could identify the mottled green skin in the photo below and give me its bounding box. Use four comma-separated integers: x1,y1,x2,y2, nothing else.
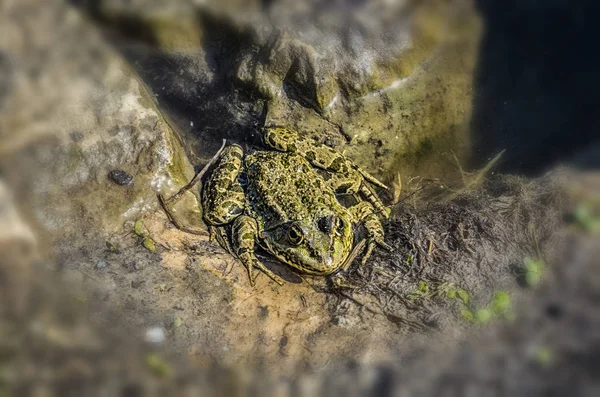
244,151,354,275
202,127,390,285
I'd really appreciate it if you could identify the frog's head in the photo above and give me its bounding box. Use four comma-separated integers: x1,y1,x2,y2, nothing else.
260,211,354,275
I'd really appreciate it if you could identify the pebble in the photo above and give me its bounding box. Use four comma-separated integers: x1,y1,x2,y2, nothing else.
144,327,166,344
94,260,109,270
70,131,84,142
108,169,133,186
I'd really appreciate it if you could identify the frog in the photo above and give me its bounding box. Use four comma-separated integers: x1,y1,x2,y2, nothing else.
200,126,392,286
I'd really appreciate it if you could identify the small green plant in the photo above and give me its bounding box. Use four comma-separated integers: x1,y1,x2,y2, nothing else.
407,280,429,301
524,257,544,287
134,220,158,253
534,345,553,367
143,237,157,253
460,290,512,325
474,308,492,324
460,309,474,322
134,219,148,237
572,204,600,233
173,315,183,328
491,291,511,315
408,281,471,304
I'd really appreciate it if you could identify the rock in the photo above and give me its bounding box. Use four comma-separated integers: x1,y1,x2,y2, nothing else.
107,169,134,186
74,0,481,186
144,327,166,344
94,260,109,270
0,1,204,243
0,0,502,379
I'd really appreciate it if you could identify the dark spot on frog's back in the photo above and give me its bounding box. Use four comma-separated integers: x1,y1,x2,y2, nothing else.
306,151,316,162
336,182,353,193
329,157,344,172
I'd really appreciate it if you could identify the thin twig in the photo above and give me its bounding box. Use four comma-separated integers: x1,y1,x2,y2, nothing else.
164,139,227,206
157,139,227,235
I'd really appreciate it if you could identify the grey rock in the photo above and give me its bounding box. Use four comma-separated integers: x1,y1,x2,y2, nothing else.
94,260,109,270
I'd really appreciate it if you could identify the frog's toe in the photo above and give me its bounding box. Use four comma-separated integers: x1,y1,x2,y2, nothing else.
252,260,284,286
329,272,359,289
361,237,393,265
378,239,393,252
238,249,283,286
361,240,376,265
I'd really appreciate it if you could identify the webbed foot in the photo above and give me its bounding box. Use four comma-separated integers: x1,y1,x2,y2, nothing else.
232,215,284,286
349,202,394,265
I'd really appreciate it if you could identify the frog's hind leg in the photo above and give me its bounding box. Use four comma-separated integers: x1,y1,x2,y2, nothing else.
231,215,284,286
263,127,388,186
263,127,389,217
349,202,393,265
323,168,390,219
202,144,246,226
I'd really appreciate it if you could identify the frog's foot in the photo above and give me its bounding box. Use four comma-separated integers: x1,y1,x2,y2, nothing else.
362,234,393,265
232,215,284,286
329,271,360,289
349,202,393,265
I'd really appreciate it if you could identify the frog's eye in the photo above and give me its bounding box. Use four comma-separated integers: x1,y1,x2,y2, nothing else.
287,225,304,246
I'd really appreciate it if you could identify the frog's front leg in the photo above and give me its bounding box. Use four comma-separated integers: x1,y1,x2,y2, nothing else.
263,127,389,218
231,215,284,286
349,202,393,264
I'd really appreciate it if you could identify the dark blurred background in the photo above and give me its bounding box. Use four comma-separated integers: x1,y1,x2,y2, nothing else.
472,0,600,173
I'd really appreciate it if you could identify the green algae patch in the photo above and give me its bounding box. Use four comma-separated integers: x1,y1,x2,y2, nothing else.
524,257,545,287
491,291,511,315
460,291,514,325
145,353,172,379
142,237,157,253
134,220,149,237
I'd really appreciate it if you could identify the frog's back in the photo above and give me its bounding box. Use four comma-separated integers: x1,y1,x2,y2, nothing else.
244,151,337,227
